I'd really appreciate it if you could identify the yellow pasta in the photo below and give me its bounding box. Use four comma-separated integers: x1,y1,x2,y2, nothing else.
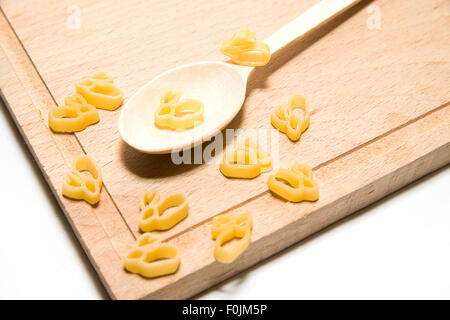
221,27,271,67
139,190,188,232
62,155,102,205
75,72,123,110
268,163,319,203
90,71,114,83
124,233,180,278
155,91,204,130
211,213,252,263
220,138,272,179
48,93,99,133
271,95,310,142
236,138,272,172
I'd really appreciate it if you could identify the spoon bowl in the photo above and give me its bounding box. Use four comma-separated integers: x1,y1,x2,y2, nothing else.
119,62,251,154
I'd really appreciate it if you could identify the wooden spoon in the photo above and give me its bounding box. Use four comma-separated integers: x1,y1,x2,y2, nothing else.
119,0,361,154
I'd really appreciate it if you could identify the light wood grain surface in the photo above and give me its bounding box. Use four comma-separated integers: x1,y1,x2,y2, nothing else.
0,0,449,299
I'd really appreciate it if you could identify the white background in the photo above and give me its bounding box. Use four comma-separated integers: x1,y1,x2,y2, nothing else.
0,100,448,300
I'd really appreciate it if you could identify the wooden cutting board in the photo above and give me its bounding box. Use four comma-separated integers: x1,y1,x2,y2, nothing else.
0,0,449,299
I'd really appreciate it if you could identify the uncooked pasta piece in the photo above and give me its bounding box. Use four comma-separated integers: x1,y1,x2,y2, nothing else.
62,155,102,205
76,72,123,110
271,95,310,141
48,93,99,133
139,190,188,232
220,138,272,179
124,233,180,278
211,213,252,263
154,91,204,130
221,27,271,67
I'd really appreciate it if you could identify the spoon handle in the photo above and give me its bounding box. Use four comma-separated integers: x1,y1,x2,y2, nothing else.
265,0,362,54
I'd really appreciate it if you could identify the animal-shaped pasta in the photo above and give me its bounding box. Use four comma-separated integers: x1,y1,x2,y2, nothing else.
48,93,99,133
139,190,188,232
221,27,271,67
62,155,102,205
124,233,180,278
211,213,253,263
271,95,310,142
155,91,204,130
76,72,123,110
268,163,319,203
220,137,272,179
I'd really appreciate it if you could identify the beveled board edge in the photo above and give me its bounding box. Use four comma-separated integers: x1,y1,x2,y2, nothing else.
0,9,136,299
